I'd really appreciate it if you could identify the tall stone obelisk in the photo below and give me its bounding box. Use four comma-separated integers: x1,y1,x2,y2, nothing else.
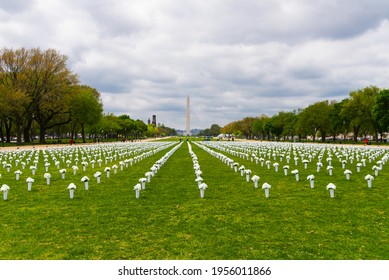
186,95,191,136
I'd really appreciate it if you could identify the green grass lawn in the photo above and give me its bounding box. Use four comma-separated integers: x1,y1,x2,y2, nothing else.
0,141,388,260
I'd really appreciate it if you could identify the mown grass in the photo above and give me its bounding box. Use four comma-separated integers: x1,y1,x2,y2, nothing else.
0,140,388,260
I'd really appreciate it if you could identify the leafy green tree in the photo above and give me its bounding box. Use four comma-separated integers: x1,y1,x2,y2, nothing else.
147,123,157,137
0,86,10,142
328,100,348,141
266,112,296,141
0,48,31,144
294,109,309,141
69,85,103,143
297,101,332,142
209,124,221,136
283,111,298,141
278,111,296,140
252,117,266,139
372,89,389,135
133,119,147,139
235,117,256,139
341,85,379,142
25,48,79,143
221,121,237,136
200,124,221,136
1,47,153,145
158,124,176,136
98,113,121,140
117,115,135,140
315,100,333,142
264,119,272,140
200,128,211,136
268,113,284,141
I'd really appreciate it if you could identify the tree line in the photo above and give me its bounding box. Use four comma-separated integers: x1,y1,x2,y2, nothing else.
3,48,387,144
221,85,389,142
0,47,164,145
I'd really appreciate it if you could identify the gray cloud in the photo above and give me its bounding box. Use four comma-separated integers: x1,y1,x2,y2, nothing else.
1,0,389,129
0,0,32,13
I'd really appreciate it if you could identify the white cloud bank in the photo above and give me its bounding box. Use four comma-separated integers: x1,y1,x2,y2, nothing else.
1,0,389,129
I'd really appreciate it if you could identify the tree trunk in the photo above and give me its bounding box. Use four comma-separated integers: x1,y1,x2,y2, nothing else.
39,123,46,144
23,127,30,143
0,120,4,145
16,127,23,146
81,123,86,143
353,125,360,142
23,118,33,143
5,119,12,143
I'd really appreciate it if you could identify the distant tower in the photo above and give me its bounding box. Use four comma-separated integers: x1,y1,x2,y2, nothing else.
152,115,157,126
186,96,191,136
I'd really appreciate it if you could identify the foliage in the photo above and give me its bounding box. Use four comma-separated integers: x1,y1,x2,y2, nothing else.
200,124,221,136
69,85,103,143
251,115,269,139
268,111,295,141
147,123,177,138
372,89,389,132
328,100,348,140
117,115,136,139
98,113,122,139
157,124,177,137
0,48,103,145
222,86,388,142
222,118,258,139
298,101,333,142
341,86,380,142
25,48,79,143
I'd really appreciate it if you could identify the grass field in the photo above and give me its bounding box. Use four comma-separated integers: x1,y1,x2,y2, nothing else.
0,140,388,260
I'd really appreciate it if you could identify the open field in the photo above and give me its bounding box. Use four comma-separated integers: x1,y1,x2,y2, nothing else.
0,140,388,260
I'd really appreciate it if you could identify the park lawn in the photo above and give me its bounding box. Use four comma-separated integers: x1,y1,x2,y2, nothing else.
0,141,388,260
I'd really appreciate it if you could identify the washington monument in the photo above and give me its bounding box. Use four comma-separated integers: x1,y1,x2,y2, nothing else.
186,95,191,136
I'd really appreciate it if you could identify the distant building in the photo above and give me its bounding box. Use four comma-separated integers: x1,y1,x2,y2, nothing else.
193,129,204,135
177,128,203,136
152,115,157,126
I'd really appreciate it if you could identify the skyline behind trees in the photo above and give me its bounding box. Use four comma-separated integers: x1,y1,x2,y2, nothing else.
1,48,388,144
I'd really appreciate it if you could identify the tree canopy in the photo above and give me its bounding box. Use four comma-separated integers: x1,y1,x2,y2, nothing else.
0,48,164,144
0,47,82,144
222,86,389,142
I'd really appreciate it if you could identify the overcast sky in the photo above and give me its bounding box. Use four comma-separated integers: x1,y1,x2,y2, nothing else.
1,0,389,130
